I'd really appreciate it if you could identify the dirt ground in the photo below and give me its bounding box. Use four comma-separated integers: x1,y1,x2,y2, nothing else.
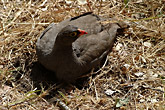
0,0,164,110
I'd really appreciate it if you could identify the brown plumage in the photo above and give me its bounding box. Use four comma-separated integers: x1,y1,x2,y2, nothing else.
36,12,127,82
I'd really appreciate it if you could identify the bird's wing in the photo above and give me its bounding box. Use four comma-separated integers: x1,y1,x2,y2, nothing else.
36,23,58,56
73,23,120,65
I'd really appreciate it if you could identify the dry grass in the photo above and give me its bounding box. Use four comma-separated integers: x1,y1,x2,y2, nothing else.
0,0,165,109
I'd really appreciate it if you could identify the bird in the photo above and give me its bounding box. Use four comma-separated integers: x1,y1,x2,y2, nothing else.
36,12,128,83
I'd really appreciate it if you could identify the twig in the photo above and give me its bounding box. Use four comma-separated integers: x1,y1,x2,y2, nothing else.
92,55,109,81
93,81,99,101
49,97,71,110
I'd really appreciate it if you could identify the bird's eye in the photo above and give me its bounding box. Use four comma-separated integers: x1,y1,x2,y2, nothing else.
69,32,77,37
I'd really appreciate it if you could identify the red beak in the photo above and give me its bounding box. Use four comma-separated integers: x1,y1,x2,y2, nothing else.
78,29,88,36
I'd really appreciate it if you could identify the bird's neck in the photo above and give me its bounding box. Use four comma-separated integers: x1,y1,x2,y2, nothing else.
52,43,77,59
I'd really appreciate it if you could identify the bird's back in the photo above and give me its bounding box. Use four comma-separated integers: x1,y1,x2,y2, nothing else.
36,12,127,82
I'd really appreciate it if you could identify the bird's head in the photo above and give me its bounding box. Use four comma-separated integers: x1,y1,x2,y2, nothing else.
56,25,88,46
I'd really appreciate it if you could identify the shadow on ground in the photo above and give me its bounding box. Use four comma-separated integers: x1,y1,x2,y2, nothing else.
30,61,91,91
